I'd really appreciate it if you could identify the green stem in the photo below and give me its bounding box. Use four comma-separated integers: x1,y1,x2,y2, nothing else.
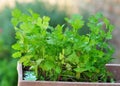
35,65,38,78
76,72,80,80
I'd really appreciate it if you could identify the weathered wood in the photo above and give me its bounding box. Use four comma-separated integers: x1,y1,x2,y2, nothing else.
17,63,120,86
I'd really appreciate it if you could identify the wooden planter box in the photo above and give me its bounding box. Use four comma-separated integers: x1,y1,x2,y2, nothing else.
17,63,120,86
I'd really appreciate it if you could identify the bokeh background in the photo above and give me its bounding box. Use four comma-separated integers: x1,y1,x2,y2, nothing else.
0,0,120,86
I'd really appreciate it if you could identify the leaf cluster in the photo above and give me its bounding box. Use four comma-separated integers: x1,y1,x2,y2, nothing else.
12,9,114,82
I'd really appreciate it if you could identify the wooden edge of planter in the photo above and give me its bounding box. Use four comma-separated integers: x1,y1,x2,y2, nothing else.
17,62,120,86
106,64,120,67
106,64,120,81
17,62,23,81
18,80,120,86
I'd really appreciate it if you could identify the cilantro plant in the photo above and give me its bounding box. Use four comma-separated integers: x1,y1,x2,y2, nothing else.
12,9,114,82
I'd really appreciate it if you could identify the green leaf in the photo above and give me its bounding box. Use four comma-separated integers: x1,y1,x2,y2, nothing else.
66,52,79,64
12,9,21,18
12,52,21,58
36,59,44,66
84,36,89,44
42,61,55,71
42,16,50,29
104,18,110,28
65,14,84,30
89,39,96,46
106,32,112,39
59,53,64,60
36,17,42,26
43,16,50,22
74,67,88,73
55,66,61,74
11,18,18,26
12,43,22,50
109,24,114,32
20,23,34,33
66,63,72,70
29,9,39,19
15,31,24,41
19,55,33,66
88,16,98,23
95,13,103,19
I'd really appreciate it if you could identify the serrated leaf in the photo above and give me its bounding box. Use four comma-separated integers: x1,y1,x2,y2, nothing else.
12,43,22,50
43,16,50,22
36,17,42,26
12,52,21,58
65,14,84,30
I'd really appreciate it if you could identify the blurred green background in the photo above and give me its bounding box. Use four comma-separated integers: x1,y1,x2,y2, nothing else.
0,1,67,86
